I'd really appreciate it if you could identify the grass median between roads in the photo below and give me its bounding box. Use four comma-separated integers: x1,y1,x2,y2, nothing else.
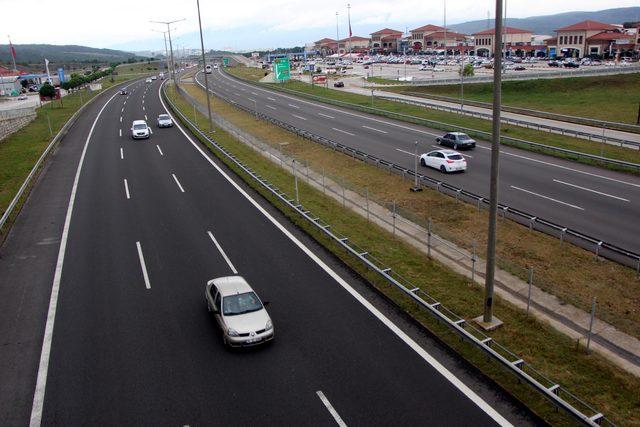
387,73,640,125
0,74,145,237
227,66,640,172
167,82,640,425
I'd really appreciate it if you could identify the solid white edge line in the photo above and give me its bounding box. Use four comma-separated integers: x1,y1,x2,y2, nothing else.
124,179,130,199
207,231,238,274
136,241,152,289
29,86,127,427
158,82,512,427
120,147,124,160
157,145,164,156
172,173,185,192
552,179,630,202
316,391,347,427
510,186,585,210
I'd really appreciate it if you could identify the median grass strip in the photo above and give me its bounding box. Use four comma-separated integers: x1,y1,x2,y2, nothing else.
387,73,640,125
167,82,640,425
226,66,640,171
183,76,640,342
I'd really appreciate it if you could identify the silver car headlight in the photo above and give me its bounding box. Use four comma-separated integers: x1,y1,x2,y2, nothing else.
265,320,273,331
227,328,239,337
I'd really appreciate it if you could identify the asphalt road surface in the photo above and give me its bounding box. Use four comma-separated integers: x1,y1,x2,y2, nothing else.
0,76,543,425
201,69,640,254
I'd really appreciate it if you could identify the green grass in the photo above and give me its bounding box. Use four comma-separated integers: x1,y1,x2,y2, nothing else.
0,76,140,236
115,61,164,76
388,73,640,124
226,66,640,173
166,82,640,426
365,76,403,85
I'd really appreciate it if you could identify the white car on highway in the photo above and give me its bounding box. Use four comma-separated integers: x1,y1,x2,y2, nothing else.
420,149,467,173
205,276,274,347
156,114,173,128
131,120,150,139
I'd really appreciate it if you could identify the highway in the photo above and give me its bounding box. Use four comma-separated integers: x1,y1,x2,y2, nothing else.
0,76,540,425
201,68,640,254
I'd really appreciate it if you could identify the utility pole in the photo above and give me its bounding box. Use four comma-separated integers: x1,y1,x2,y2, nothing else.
460,41,465,110
151,18,185,83
443,0,447,60
335,12,340,54
196,0,214,131
151,29,170,74
478,0,504,329
347,4,352,57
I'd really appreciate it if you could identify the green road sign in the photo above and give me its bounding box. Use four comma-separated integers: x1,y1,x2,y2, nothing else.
223,57,229,66
273,57,290,81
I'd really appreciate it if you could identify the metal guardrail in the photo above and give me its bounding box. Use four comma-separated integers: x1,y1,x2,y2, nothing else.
399,91,640,135
378,92,640,149
0,80,140,235
220,70,640,173
164,81,615,427
208,71,640,271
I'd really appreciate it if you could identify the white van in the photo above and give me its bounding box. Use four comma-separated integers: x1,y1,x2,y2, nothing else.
131,120,150,139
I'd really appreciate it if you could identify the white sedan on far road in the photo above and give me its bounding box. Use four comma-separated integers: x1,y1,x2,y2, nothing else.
420,149,467,173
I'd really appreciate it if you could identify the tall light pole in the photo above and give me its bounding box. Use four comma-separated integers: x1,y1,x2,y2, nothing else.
335,12,340,54
151,29,171,74
151,18,185,82
480,0,504,328
443,0,447,60
196,0,214,131
347,4,352,57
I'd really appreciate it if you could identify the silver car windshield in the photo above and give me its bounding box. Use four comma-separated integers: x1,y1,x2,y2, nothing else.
223,292,263,316
458,135,471,140
159,115,170,120
133,124,147,130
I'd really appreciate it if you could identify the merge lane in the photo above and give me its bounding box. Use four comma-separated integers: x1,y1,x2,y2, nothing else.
40,78,512,425
204,70,640,252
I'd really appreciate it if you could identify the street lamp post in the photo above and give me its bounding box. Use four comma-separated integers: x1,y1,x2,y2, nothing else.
477,0,505,329
150,18,185,83
410,141,422,192
151,29,171,76
196,0,214,131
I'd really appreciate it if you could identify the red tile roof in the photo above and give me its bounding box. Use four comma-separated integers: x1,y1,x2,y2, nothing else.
371,28,403,35
587,31,631,41
410,24,445,33
473,26,531,35
315,38,337,44
338,36,370,42
425,31,467,39
555,20,617,32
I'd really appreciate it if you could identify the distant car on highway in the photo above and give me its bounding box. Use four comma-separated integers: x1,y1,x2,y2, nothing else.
333,81,344,88
151,75,157,80
548,60,560,67
420,149,467,173
563,61,579,68
131,120,150,139
205,64,212,74
436,132,476,150
119,89,128,95
156,114,173,128
145,78,152,83
205,276,274,347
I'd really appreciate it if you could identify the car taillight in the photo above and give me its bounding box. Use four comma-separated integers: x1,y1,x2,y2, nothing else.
446,160,454,163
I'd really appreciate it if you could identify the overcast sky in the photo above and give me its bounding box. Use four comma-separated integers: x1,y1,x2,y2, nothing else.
3,0,639,51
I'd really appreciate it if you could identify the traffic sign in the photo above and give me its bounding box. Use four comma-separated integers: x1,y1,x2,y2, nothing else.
223,57,229,67
273,57,290,81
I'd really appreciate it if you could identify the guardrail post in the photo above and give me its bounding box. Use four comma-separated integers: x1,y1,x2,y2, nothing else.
365,187,370,222
293,160,299,204
595,241,603,259
392,201,396,236
45,111,53,138
526,267,533,316
471,241,477,281
560,227,566,245
586,297,597,353
427,218,432,256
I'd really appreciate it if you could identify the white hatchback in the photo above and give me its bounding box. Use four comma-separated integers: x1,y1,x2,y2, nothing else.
420,149,467,173
205,276,274,347
131,120,150,139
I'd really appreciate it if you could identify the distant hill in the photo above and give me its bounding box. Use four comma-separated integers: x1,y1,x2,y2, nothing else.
0,44,140,64
450,7,640,35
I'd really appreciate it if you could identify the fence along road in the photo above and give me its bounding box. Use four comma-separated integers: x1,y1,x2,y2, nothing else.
200,69,640,266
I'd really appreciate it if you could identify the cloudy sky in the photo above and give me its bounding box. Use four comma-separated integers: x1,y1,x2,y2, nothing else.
3,0,639,51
